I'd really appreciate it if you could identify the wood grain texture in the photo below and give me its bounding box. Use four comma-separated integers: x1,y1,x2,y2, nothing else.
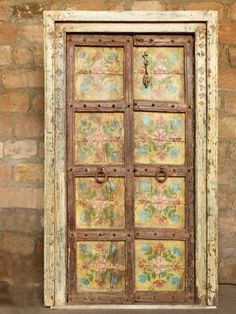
57,23,205,34
44,11,218,23
184,37,195,304
44,14,55,307
54,27,67,306
194,27,207,305
206,12,218,306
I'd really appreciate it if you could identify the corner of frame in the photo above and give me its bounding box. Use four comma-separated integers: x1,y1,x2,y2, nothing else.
206,11,218,24
43,10,57,22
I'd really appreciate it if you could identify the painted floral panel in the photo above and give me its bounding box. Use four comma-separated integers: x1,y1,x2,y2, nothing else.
135,240,185,291
134,177,185,228
75,113,124,164
134,47,184,102
76,177,125,229
75,47,124,101
134,112,185,164
77,241,126,292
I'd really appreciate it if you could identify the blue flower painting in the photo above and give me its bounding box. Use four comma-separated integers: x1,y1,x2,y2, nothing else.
138,274,147,283
141,244,150,252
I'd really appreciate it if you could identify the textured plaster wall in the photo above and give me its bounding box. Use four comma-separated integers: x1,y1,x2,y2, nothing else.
0,0,235,307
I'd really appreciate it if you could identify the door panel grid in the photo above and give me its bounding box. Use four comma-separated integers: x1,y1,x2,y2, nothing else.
66,34,194,304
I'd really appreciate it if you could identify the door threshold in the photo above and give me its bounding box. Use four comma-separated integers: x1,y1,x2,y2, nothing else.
51,304,217,310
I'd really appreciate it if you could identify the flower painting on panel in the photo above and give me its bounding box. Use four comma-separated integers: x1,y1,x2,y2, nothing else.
135,240,185,291
76,178,125,229
134,112,185,164
135,177,185,228
77,241,126,292
75,112,124,164
134,47,184,102
75,47,124,101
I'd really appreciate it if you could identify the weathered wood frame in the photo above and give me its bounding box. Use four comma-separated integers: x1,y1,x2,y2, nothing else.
44,11,218,309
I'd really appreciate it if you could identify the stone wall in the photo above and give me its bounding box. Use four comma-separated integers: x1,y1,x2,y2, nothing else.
0,0,235,306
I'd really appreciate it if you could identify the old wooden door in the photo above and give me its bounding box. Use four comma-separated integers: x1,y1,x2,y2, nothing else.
67,34,194,304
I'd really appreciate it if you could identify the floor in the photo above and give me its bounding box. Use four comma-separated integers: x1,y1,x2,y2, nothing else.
0,285,235,314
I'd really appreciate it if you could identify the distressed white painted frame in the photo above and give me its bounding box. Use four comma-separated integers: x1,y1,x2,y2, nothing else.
44,11,218,309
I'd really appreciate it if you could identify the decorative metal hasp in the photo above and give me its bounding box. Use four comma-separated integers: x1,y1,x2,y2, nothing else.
142,51,151,88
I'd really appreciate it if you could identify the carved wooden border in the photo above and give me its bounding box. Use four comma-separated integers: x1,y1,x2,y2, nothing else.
44,11,218,309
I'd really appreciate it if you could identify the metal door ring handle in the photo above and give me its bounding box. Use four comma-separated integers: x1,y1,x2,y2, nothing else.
95,167,108,184
156,168,167,183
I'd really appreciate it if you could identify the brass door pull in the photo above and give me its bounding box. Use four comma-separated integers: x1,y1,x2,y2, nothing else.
142,51,151,88
95,167,108,184
156,167,168,183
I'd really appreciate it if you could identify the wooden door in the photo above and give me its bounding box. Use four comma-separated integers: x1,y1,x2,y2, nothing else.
66,34,194,304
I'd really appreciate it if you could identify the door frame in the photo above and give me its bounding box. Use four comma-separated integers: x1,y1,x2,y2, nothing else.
44,10,218,309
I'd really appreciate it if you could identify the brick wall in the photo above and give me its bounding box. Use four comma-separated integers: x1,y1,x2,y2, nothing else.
0,0,235,306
